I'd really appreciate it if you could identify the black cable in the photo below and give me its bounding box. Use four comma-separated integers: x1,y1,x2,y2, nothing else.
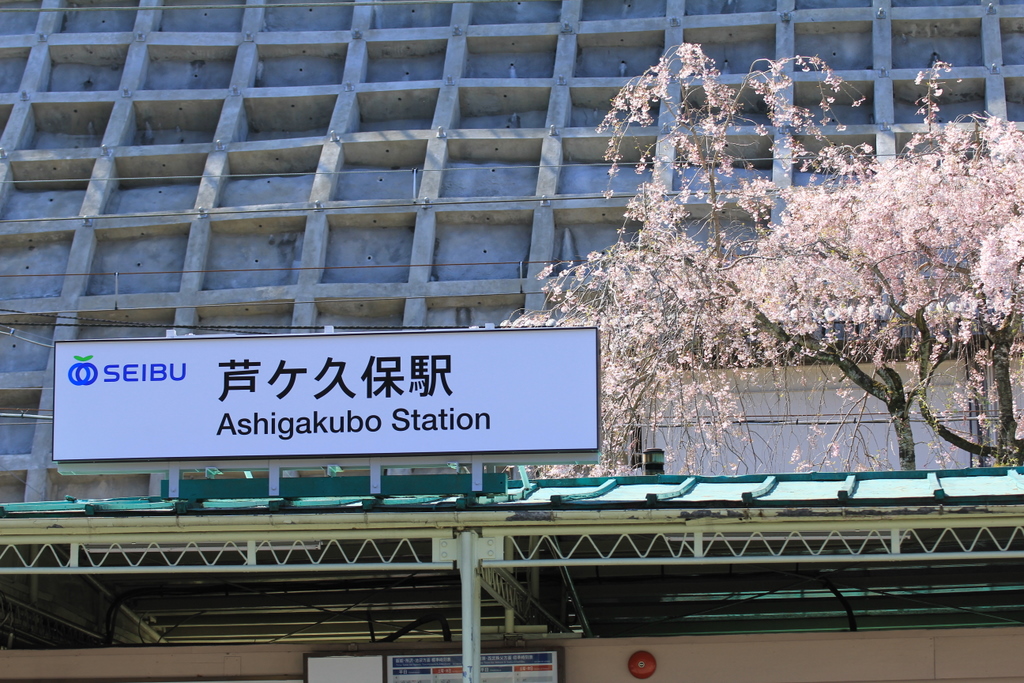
607,573,819,638
379,611,452,642
817,576,857,631
0,0,567,13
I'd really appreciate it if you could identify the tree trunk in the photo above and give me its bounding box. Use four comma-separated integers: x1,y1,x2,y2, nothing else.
838,365,917,470
753,312,919,470
892,409,916,471
990,333,1024,465
876,367,916,470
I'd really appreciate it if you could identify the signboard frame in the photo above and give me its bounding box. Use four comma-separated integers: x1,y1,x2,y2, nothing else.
304,648,565,683
53,327,600,491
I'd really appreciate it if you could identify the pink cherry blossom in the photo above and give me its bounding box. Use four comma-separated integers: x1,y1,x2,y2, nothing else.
515,49,1024,474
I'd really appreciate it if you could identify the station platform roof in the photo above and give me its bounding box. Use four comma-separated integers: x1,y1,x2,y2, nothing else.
6,467,1024,648
4,467,1024,517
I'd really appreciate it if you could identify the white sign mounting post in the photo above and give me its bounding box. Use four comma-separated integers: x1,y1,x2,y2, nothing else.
460,529,481,683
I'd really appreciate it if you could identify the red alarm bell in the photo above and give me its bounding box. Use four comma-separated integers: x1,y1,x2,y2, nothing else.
628,650,656,679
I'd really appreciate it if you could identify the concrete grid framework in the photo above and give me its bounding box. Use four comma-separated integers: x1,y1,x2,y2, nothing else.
0,0,1018,500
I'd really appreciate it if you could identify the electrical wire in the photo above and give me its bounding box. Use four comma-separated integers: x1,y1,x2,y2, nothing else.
0,271,546,319
0,161,671,187
0,293,535,337
262,572,421,644
0,185,788,228
0,315,490,330
767,567,1024,629
5,162,620,184
0,160,767,191
0,257,566,281
607,574,822,637
0,0,566,13
0,143,933,229
0,191,639,226
0,325,54,347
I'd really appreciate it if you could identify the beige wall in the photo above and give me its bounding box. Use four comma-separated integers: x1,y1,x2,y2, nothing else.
4,627,1024,683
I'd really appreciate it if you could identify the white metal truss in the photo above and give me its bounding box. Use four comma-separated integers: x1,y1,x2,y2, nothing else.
1,517,1024,573
3,513,1024,683
0,535,450,574
485,525,1024,567
478,566,570,633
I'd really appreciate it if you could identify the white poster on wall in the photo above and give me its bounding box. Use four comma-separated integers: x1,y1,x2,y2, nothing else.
54,328,599,463
308,655,384,683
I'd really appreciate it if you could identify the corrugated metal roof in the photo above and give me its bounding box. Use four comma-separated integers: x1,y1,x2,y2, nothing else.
5,467,1024,517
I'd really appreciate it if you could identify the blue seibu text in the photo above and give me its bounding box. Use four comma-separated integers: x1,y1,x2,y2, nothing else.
216,408,491,440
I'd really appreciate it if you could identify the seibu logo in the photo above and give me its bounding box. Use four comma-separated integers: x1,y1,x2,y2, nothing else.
68,354,186,386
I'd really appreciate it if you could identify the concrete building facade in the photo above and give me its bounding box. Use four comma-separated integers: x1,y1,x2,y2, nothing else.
0,0,1017,499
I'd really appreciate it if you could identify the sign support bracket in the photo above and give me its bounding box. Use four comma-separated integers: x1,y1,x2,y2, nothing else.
167,466,179,498
472,460,484,493
268,465,280,496
369,459,382,494
65,452,603,500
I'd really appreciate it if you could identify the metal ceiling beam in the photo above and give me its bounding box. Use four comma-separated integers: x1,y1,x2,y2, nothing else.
1,520,1024,572
4,506,1024,539
478,566,571,633
0,563,450,575
7,511,1024,652
483,551,1024,568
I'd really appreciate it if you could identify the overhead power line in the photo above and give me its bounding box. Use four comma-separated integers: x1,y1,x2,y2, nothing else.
1,0,567,13
0,257,569,280
0,191,638,227
0,158,803,190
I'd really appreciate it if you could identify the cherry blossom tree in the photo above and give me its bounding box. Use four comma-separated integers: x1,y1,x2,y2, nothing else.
769,114,1024,467
513,47,1024,472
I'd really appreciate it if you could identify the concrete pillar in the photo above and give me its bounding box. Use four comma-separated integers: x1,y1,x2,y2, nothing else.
657,0,684,192
776,0,795,62
0,102,34,156
403,205,437,327
36,0,63,35
0,145,12,207
872,0,896,159
23,323,78,503
79,155,117,218
524,206,555,312
395,8,470,328
983,9,1007,119
292,211,330,329
242,0,267,36
133,0,163,35
174,145,227,316
60,220,97,300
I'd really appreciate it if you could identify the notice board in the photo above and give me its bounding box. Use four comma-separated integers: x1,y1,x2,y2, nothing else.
306,651,561,683
387,652,559,683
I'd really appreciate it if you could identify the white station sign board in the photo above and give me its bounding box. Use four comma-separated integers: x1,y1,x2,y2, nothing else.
53,327,599,463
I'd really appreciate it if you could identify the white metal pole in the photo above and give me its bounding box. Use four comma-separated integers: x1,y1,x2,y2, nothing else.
460,530,481,683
